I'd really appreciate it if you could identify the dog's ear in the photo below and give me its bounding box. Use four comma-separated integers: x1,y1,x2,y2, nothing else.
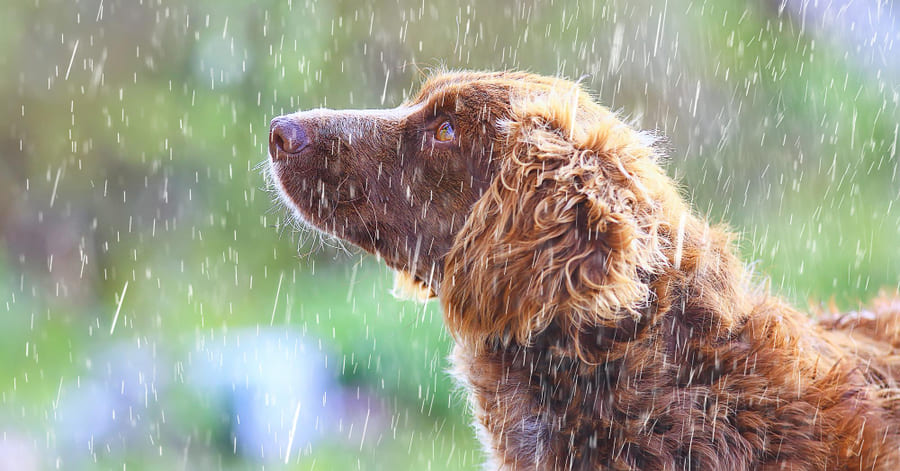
442,86,671,346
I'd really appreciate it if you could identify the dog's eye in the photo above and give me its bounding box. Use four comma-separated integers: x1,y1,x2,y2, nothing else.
435,121,455,142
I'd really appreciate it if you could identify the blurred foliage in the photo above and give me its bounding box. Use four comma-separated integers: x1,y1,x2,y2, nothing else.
0,0,897,469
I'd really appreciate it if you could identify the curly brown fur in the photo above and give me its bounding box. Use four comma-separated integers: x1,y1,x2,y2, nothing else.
267,70,900,470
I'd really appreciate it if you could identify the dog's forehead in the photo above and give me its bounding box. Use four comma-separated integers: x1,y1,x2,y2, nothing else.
413,71,576,105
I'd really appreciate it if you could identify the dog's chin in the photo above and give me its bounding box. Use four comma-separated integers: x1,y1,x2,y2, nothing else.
272,182,437,300
269,161,385,261
267,161,337,240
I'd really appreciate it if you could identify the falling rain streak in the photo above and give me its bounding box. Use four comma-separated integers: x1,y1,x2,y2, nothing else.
0,0,897,469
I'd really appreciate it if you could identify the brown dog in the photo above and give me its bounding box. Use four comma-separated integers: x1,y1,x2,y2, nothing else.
267,71,900,470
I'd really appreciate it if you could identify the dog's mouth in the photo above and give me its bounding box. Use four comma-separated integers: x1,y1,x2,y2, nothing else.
266,112,388,263
269,164,361,230
270,135,346,184
269,117,353,211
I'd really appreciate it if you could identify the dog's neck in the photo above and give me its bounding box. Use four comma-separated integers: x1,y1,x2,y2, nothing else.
443,214,775,470
441,208,753,356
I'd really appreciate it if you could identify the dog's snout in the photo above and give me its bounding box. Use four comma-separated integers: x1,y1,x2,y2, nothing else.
269,116,309,160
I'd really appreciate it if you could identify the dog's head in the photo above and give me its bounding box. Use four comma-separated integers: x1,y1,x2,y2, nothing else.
269,71,679,344
269,71,519,289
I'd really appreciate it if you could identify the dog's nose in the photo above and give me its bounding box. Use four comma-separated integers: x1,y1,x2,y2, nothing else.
269,116,309,160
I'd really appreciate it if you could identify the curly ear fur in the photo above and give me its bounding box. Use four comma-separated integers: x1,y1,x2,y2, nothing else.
443,85,682,346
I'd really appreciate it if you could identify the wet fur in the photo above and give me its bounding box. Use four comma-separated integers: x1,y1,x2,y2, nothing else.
269,71,900,470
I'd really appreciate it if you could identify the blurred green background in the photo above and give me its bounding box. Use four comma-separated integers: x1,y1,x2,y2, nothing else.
0,0,897,469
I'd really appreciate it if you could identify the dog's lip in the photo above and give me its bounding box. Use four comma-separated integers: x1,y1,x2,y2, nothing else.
269,146,312,162
268,145,318,170
269,159,320,182
269,155,349,199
